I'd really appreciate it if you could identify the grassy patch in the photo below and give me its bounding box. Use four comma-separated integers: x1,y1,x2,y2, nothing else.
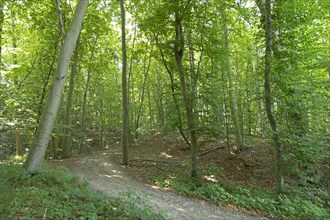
0,157,165,220
153,162,330,220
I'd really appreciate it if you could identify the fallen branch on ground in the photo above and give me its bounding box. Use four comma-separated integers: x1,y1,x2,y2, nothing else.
198,146,224,157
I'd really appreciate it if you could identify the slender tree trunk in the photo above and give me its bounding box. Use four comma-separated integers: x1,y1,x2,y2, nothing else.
10,11,23,156
147,84,154,132
158,43,190,147
127,23,137,143
0,1,4,79
23,0,88,173
262,0,284,193
80,38,97,154
37,38,60,118
235,58,244,138
254,57,265,137
221,68,231,154
223,26,244,151
245,63,252,135
63,34,80,157
120,0,129,165
155,64,164,129
135,43,153,139
174,4,198,179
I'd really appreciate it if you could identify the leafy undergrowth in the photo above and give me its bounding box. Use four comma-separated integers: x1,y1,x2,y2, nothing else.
122,134,329,219
153,162,330,220
0,156,165,220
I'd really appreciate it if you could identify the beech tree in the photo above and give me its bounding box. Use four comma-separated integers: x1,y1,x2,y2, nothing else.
0,0,327,195
120,0,129,165
23,0,88,173
256,0,284,193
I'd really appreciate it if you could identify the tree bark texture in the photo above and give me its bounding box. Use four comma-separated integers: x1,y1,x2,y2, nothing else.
23,0,88,173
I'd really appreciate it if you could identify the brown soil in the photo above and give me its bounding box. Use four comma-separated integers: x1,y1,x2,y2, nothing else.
121,133,275,190
51,133,272,220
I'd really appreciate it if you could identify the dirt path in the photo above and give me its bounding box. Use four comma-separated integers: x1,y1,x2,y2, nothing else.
53,150,267,220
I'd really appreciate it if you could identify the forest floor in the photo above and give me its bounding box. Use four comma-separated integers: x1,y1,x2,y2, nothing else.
51,134,271,220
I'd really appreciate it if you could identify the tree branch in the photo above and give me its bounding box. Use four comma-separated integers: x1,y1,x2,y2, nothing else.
56,0,66,38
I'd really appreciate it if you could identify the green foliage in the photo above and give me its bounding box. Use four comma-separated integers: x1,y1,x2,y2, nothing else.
154,165,330,220
119,189,166,220
0,161,165,220
280,131,328,187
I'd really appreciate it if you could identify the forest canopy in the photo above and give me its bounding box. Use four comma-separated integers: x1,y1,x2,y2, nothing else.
0,0,329,198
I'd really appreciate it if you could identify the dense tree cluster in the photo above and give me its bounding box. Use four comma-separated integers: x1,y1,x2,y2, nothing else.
0,0,329,193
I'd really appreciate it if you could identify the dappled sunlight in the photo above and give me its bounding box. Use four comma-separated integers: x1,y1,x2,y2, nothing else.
203,175,218,183
100,162,113,167
160,152,173,158
174,207,187,212
111,169,122,174
103,174,123,179
150,185,160,189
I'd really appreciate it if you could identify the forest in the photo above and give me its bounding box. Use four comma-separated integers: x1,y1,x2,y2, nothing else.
0,0,329,219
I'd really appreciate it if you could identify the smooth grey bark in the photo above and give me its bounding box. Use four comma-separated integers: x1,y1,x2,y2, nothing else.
120,0,129,165
23,0,88,173
223,26,244,151
259,0,284,193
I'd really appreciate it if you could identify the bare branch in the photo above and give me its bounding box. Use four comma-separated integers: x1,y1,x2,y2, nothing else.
56,0,66,38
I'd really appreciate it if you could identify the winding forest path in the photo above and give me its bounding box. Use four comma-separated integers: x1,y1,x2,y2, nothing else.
53,150,267,220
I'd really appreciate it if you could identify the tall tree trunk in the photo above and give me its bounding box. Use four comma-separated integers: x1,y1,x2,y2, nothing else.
155,64,164,129
37,37,61,119
147,84,154,132
79,38,97,154
262,0,284,193
10,11,23,156
223,26,244,151
0,1,4,79
254,57,265,137
127,23,137,143
63,34,80,158
221,68,231,153
245,63,252,135
23,0,88,173
158,44,189,146
174,3,198,179
135,43,153,139
120,0,129,165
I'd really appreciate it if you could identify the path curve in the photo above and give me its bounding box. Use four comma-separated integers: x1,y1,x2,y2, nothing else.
54,151,267,220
